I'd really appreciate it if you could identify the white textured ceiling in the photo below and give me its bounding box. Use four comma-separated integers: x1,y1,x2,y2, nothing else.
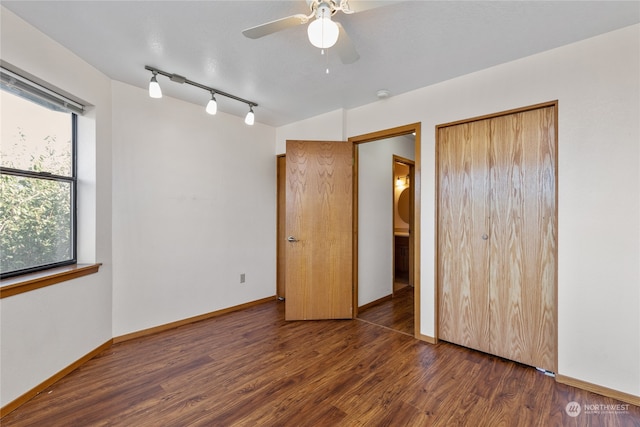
2,1,639,127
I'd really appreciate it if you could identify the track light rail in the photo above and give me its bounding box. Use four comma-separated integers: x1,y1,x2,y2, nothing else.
144,65,258,108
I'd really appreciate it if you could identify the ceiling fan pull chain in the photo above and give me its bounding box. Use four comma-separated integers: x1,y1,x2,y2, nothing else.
323,11,329,76
325,47,330,74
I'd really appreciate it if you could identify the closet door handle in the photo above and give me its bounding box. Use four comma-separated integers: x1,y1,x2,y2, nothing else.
481,234,489,240
287,236,298,243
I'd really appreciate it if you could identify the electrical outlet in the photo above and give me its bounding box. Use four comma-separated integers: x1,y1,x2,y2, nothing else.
240,273,245,283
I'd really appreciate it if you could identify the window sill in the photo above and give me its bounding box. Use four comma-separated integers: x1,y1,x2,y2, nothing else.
0,263,102,299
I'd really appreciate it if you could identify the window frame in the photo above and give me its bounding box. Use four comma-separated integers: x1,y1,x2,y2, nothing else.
0,79,79,279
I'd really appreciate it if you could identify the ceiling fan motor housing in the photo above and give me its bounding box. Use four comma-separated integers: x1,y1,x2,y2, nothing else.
309,0,339,17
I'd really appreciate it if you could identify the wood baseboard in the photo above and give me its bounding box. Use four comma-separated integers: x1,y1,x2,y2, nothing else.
556,374,640,407
1,339,113,418
114,296,277,343
358,294,392,312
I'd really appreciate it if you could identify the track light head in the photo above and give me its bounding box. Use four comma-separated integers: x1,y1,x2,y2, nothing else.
149,72,162,98
245,105,255,126
206,92,218,115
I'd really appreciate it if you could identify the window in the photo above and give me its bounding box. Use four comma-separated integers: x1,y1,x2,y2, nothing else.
1,66,83,278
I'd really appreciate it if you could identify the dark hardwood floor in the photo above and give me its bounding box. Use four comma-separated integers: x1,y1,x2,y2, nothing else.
2,299,639,426
358,285,414,336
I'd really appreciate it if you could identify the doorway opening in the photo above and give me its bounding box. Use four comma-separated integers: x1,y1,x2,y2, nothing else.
274,124,421,333
393,156,414,293
350,124,420,337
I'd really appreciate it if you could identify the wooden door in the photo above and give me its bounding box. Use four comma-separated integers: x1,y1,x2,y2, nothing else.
437,120,492,353
285,140,353,320
437,103,557,371
489,107,556,370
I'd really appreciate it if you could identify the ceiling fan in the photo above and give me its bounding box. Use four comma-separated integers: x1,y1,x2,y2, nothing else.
242,0,396,64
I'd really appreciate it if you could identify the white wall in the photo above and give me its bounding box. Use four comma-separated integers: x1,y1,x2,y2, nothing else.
111,81,277,336
344,25,640,397
0,8,113,407
358,136,414,306
275,108,345,153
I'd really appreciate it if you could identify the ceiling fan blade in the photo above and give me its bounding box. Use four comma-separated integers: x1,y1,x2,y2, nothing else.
338,0,401,14
242,14,309,39
334,23,359,64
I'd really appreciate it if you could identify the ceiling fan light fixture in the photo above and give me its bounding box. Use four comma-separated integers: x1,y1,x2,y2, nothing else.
307,14,339,49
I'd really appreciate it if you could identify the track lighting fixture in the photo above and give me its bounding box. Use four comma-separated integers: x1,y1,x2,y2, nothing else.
206,91,218,115
148,71,162,98
145,66,258,125
245,106,255,126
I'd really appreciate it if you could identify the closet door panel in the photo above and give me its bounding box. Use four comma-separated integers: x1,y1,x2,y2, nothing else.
438,121,491,353
489,107,556,370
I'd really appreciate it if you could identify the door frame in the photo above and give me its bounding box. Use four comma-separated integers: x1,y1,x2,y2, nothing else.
349,123,422,339
276,154,286,300
392,155,415,291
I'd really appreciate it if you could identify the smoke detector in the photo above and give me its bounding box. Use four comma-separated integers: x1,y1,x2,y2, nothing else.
376,89,390,99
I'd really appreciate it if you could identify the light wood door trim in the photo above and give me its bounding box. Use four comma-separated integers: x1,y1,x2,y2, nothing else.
276,155,286,300
437,101,558,128
350,123,422,338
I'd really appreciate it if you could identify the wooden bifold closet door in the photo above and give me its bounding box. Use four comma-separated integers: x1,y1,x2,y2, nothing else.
437,103,557,372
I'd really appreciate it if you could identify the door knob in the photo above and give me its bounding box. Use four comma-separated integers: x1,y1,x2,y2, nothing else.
287,236,298,242
481,234,489,240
